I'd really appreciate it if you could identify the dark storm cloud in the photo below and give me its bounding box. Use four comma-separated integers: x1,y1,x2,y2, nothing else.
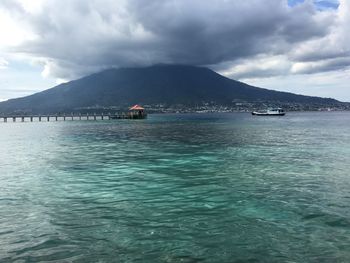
126,0,333,65
1,0,346,79
291,49,350,62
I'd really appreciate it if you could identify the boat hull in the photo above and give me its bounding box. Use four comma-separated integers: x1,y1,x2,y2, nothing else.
251,112,285,116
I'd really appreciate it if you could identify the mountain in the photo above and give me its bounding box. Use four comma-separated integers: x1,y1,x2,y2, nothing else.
0,64,345,114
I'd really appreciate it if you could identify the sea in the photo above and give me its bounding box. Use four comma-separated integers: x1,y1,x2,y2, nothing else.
1,112,350,263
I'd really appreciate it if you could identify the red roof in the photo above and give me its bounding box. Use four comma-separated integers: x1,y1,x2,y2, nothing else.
129,104,144,110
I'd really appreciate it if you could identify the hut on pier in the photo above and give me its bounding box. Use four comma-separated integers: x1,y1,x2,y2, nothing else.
128,105,147,119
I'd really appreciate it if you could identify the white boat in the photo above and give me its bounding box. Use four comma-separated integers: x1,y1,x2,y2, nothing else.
252,108,285,116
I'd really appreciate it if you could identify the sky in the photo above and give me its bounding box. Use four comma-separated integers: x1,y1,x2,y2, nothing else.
0,0,349,101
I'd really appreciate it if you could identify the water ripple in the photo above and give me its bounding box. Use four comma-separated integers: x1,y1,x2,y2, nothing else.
1,112,350,262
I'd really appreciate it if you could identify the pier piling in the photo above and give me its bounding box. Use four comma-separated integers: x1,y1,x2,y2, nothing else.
1,110,147,123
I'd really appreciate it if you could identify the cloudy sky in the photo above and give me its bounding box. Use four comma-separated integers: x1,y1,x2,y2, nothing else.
0,0,349,101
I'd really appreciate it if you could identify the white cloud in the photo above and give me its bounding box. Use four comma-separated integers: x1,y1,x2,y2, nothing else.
218,55,292,79
0,9,35,47
0,58,9,69
289,0,350,71
243,68,350,101
16,0,45,14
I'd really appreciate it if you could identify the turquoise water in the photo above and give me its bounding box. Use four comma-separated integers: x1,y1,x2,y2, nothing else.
1,112,350,262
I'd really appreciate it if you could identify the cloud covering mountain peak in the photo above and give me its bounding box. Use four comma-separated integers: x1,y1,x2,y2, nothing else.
0,0,350,99
0,0,346,82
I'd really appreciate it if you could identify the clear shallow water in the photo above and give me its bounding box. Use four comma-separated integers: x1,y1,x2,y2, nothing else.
1,112,350,262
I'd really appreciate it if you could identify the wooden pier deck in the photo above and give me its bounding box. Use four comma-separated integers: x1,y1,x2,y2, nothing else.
0,112,147,123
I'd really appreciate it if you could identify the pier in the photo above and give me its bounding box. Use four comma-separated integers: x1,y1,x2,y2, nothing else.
0,105,147,123
0,112,147,123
